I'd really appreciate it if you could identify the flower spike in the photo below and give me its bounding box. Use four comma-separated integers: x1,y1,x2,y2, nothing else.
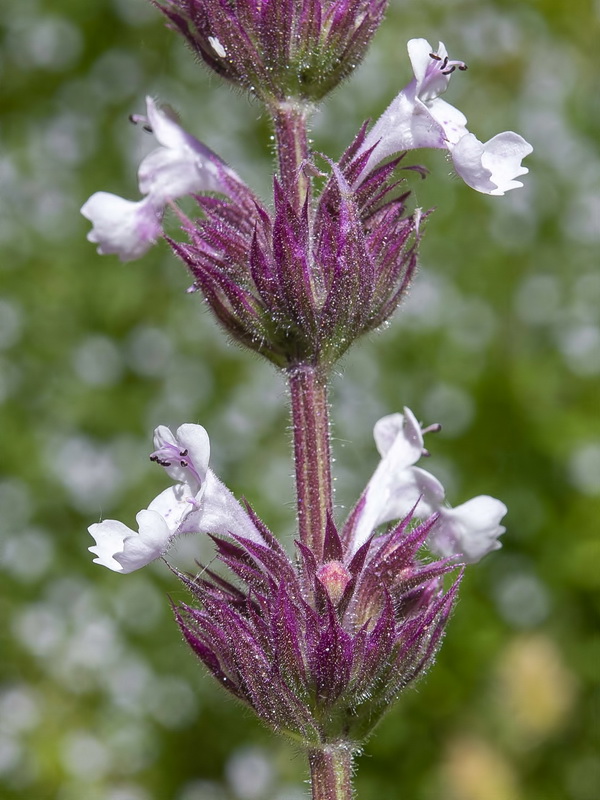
78,0,522,781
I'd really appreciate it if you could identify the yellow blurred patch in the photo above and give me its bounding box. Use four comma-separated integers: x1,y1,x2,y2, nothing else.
495,634,577,744
441,736,521,800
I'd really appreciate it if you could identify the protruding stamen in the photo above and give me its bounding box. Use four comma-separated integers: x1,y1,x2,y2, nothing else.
149,454,173,467
428,51,468,78
149,437,206,488
129,114,152,134
422,422,442,435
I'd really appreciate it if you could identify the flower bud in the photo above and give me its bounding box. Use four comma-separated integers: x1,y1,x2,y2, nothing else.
156,0,388,102
316,560,352,605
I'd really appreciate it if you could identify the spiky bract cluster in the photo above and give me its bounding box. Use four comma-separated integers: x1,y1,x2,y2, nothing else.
156,0,387,102
169,128,422,368
176,507,459,746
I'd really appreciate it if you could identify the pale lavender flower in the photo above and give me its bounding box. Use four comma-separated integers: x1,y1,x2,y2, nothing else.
89,423,263,573
89,511,173,574
433,496,507,563
81,97,236,262
346,408,507,562
80,194,163,262
359,38,532,195
347,409,445,552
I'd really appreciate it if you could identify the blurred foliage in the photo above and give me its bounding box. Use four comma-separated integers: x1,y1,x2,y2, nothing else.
0,0,598,799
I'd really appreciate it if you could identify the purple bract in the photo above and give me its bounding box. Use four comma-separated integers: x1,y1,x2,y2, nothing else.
170,126,422,367
154,0,388,101
175,506,460,744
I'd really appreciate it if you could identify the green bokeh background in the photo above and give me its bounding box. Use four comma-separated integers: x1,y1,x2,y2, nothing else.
1,1,598,799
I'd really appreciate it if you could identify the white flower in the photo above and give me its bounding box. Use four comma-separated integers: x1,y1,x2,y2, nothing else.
433,496,507,563
81,97,235,262
80,194,162,262
88,423,263,573
348,409,443,553
88,510,172,574
359,38,532,195
347,408,507,562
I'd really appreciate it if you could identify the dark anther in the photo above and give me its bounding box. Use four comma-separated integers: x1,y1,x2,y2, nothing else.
180,449,189,457
441,65,456,75
429,52,442,61
128,114,152,134
180,460,188,467
459,64,468,71
441,56,449,69
149,455,158,462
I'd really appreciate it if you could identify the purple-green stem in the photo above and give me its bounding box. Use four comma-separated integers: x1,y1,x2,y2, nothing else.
271,100,311,211
273,98,334,563
309,745,355,800
273,102,355,799
287,365,333,563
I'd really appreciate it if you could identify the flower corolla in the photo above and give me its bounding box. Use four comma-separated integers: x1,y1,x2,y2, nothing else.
81,97,235,262
347,408,507,562
88,423,263,573
358,38,532,195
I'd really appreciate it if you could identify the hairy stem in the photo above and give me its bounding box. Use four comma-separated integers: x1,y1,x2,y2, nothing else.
270,100,311,210
288,365,333,562
309,745,355,800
